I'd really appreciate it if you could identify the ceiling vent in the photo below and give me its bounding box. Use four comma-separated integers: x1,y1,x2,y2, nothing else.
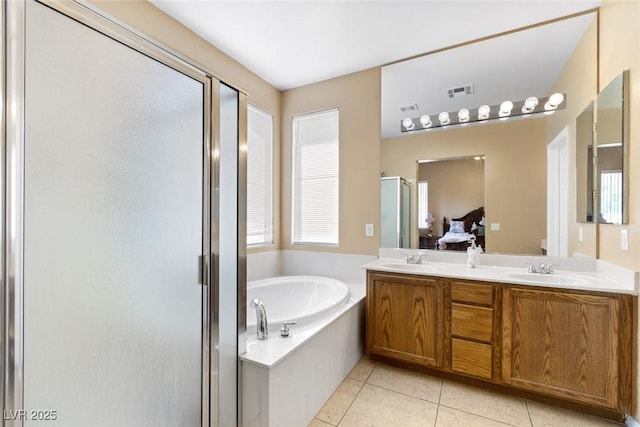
399,103,419,113
448,84,475,98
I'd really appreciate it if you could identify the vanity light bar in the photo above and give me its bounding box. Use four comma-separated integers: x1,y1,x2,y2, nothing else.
400,93,566,132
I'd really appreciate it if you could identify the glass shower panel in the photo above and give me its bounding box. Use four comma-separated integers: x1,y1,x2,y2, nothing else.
24,2,204,426
218,83,239,427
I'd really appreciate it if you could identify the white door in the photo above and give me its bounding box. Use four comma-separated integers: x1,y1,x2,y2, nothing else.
547,127,569,256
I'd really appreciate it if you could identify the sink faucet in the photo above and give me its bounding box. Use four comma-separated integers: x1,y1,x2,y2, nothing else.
404,254,423,264
250,298,268,340
527,263,555,274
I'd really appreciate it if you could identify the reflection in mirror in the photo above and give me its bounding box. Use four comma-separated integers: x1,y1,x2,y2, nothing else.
576,102,594,223
417,157,485,251
596,70,629,225
379,12,597,258
380,176,411,248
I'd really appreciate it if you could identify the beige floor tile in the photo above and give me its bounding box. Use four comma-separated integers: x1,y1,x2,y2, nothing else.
436,405,517,427
315,378,364,425
439,380,531,427
339,384,438,427
436,405,518,427
347,354,376,382
308,418,335,427
527,400,623,427
366,363,442,403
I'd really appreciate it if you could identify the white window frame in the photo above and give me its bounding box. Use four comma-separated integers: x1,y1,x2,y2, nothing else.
291,108,339,246
247,104,274,247
599,169,622,224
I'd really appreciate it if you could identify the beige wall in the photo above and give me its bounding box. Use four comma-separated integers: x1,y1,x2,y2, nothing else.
546,15,599,258
382,119,547,255
91,0,283,254
281,69,381,255
598,0,640,270
418,159,485,237
597,0,640,419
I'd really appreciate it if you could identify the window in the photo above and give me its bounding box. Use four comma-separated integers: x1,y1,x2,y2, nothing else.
600,169,622,224
292,108,339,245
247,104,273,246
418,181,429,229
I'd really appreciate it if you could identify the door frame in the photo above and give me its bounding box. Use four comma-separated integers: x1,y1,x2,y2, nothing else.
547,127,569,257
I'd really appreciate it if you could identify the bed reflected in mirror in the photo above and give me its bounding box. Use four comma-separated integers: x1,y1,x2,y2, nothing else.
417,156,486,252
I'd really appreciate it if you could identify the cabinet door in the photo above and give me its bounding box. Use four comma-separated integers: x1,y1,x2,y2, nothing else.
502,287,622,409
367,273,443,367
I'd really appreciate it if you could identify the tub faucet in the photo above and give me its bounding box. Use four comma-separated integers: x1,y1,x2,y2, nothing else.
250,298,268,340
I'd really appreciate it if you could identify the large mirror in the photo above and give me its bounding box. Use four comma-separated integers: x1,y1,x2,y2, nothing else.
595,70,630,225
380,12,597,256
576,101,595,223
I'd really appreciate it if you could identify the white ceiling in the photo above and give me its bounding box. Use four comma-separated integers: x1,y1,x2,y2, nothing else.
150,0,601,91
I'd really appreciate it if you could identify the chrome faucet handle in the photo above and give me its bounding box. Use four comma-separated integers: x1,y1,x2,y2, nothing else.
280,320,297,338
525,262,536,273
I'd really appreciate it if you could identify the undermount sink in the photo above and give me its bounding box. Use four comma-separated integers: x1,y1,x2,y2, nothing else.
508,273,592,286
377,261,446,273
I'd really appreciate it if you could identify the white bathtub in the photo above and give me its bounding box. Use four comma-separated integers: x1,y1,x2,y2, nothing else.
246,275,350,332
241,275,365,427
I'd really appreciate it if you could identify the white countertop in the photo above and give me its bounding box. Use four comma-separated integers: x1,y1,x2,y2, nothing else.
364,257,638,295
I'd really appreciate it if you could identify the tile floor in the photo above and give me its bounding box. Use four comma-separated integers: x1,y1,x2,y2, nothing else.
309,355,624,427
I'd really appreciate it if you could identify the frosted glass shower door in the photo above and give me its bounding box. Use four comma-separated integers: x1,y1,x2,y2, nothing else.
22,2,206,426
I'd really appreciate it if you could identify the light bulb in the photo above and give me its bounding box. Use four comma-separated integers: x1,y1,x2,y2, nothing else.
402,118,415,130
499,100,513,117
477,105,490,120
548,93,564,107
522,96,539,113
438,112,450,126
458,108,470,123
419,115,432,128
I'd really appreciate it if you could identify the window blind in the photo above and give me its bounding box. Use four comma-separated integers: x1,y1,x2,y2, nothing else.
600,170,622,224
292,108,339,245
418,181,429,229
247,105,273,246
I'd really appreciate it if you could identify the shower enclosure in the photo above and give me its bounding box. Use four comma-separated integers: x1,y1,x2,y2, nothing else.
2,1,246,426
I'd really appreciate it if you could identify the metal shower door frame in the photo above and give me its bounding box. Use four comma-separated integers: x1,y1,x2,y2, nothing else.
0,1,247,426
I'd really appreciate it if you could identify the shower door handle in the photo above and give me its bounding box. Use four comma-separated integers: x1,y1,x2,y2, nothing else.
199,254,209,286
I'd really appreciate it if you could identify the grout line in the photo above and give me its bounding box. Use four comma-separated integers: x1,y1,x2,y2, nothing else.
438,403,526,427
335,378,366,426
525,400,535,427
433,379,444,427
363,382,441,406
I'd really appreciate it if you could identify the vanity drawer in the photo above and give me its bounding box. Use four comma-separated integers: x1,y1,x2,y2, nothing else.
451,282,493,307
452,303,493,342
452,338,492,379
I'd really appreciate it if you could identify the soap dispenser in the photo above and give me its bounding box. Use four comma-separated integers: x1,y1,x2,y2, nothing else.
467,239,480,268
467,246,478,268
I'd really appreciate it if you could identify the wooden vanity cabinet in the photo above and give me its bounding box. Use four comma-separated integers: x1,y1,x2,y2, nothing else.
366,272,444,368
502,286,634,413
366,270,635,417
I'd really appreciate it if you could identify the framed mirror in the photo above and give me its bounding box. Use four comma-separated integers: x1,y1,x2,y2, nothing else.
576,101,594,223
595,70,629,225
380,12,597,256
